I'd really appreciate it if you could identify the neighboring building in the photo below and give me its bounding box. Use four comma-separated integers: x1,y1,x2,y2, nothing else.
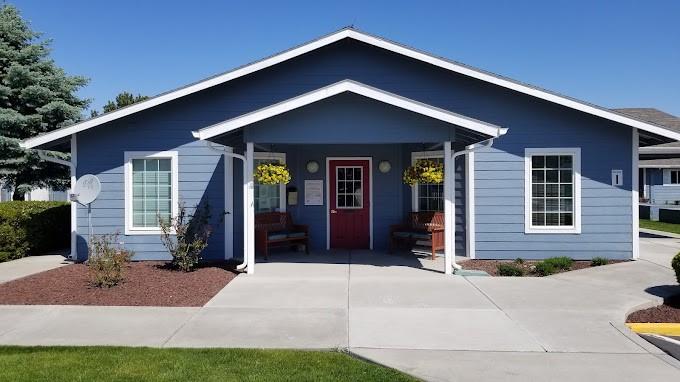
615,108,680,205
20,28,680,273
0,184,68,202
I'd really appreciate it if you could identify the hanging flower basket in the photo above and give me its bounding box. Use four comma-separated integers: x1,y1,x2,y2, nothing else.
255,163,291,185
402,159,444,186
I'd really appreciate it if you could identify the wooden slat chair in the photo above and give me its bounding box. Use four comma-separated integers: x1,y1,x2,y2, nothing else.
389,211,445,260
254,212,309,260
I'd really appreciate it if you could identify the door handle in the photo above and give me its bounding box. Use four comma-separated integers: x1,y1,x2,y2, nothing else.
330,209,337,214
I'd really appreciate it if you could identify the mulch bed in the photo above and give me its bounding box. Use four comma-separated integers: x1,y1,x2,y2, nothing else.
627,294,680,323
0,261,238,307
459,259,623,277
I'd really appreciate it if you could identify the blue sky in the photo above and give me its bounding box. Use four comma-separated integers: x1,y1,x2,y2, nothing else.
11,0,680,116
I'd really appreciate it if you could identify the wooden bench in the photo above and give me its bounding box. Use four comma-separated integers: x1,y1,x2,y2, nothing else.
389,212,445,260
255,212,309,259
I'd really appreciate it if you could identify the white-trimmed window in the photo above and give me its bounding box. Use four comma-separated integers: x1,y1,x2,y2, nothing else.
525,148,581,234
663,169,680,185
254,152,286,213
124,151,179,234
411,151,444,212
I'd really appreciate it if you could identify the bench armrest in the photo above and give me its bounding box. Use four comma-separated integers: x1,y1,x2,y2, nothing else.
291,224,309,234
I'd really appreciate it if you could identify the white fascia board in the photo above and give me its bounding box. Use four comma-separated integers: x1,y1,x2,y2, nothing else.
639,146,680,154
21,28,680,148
638,164,680,169
193,80,506,140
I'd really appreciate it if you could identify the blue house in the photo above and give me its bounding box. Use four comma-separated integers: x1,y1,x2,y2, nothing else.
616,109,680,206
21,28,680,274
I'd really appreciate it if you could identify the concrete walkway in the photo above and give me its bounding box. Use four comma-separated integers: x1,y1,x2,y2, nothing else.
0,241,679,381
0,255,69,284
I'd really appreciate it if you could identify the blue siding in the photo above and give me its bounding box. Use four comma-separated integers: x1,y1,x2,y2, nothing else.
647,168,680,204
72,38,634,261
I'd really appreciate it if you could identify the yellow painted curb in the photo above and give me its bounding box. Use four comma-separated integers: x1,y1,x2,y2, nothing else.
626,323,680,336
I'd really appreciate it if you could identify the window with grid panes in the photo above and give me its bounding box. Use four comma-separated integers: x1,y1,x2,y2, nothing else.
336,167,363,208
417,157,444,211
530,154,574,227
131,158,172,227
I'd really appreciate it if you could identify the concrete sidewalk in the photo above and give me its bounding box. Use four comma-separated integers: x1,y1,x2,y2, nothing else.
0,240,679,381
0,255,69,284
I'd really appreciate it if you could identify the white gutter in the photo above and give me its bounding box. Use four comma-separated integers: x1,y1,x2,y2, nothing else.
206,142,249,271
449,137,498,272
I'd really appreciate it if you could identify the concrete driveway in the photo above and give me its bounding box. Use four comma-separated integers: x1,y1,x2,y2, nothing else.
0,239,678,381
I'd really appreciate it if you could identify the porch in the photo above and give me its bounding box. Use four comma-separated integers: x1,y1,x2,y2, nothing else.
192,80,507,274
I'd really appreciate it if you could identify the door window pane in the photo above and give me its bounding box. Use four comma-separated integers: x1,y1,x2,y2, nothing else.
337,166,362,209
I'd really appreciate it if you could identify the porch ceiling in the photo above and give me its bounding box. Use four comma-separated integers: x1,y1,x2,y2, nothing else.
192,80,507,147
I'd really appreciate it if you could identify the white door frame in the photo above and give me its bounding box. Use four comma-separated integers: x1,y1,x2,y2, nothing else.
325,157,373,250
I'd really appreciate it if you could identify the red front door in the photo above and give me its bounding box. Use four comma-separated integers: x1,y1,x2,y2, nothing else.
329,159,370,249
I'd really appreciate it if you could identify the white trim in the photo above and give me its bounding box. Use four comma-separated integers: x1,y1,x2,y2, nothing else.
21,28,680,149
639,164,680,169
632,129,639,260
325,157,373,250
444,142,454,274
639,146,680,154
245,143,255,274
410,150,444,212
466,151,476,259
253,152,287,212
70,134,78,260
123,151,179,235
193,80,506,140
224,146,234,260
524,147,582,234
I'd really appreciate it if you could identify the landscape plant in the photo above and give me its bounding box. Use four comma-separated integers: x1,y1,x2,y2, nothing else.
0,201,69,262
542,256,573,271
255,163,291,185
497,263,524,276
672,252,680,284
533,261,556,276
591,257,608,267
402,159,444,186
88,233,132,288
159,203,212,272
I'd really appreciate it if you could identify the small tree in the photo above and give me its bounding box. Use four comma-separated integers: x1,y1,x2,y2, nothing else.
159,203,212,272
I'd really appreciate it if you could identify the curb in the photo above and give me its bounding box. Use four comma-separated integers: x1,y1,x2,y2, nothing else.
626,323,680,336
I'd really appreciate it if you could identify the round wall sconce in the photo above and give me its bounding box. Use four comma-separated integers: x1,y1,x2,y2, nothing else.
306,160,319,174
378,160,391,173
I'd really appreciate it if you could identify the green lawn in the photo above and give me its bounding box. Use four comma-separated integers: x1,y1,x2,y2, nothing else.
640,219,680,235
0,346,416,382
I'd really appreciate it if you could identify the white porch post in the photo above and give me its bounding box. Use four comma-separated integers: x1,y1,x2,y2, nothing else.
444,141,455,275
224,146,234,260
245,142,255,274
70,134,78,261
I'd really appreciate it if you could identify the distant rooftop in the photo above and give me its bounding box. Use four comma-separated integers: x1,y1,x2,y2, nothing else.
614,108,680,148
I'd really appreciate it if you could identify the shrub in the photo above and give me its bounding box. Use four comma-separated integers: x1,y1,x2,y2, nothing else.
0,201,70,262
88,233,132,288
542,256,573,271
160,203,212,272
672,252,680,284
514,258,524,264
591,257,609,267
497,263,524,277
534,261,556,276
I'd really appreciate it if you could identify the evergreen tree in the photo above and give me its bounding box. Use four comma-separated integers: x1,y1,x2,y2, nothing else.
90,91,149,117
0,5,88,199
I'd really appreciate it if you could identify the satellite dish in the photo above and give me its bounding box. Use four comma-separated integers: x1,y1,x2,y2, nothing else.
73,174,101,205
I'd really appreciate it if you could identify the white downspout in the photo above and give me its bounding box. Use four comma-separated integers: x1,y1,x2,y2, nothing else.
37,139,77,261
448,137,497,273
206,142,249,271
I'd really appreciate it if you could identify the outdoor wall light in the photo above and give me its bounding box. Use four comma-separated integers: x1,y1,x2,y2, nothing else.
306,160,319,174
378,160,391,173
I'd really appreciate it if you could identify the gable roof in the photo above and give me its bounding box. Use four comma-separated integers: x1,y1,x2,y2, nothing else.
21,27,680,149
615,108,680,152
192,80,507,140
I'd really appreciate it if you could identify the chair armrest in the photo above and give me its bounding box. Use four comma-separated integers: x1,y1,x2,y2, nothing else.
291,224,309,234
